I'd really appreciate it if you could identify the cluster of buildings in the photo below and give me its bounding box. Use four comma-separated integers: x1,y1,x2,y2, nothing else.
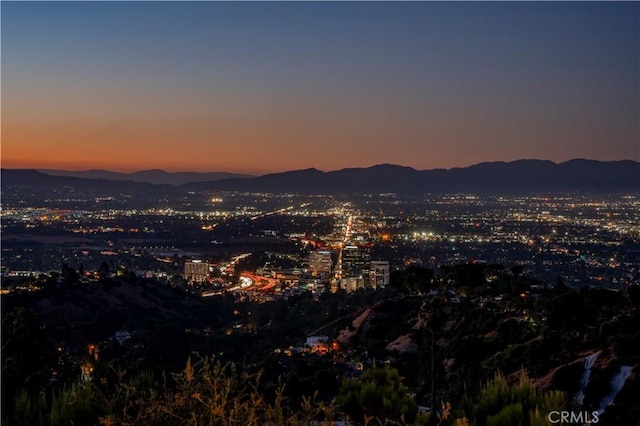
4,192,636,296
183,246,390,295
337,245,389,291
180,208,392,295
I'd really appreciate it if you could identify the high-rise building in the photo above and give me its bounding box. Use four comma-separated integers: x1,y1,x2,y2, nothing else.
369,260,390,289
309,250,333,277
340,276,365,292
184,260,209,283
340,245,371,281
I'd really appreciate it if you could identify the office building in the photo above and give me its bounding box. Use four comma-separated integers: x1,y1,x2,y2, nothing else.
184,260,209,283
309,250,333,277
369,260,390,289
340,245,371,281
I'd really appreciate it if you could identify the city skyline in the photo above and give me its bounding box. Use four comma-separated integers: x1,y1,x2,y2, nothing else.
2,2,639,174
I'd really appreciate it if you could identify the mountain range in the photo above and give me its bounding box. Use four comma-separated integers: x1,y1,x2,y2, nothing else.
3,159,639,195
37,169,253,185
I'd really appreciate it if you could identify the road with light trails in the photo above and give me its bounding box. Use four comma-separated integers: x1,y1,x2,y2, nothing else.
250,203,312,221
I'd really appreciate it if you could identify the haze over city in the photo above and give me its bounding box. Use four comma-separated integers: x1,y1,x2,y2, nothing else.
2,1,639,174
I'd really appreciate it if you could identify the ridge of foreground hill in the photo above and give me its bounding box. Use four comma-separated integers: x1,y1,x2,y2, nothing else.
3,267,640,424
330,289,640,423
1,278,221,343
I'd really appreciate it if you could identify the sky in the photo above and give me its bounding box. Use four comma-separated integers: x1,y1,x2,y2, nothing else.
2,2,639,175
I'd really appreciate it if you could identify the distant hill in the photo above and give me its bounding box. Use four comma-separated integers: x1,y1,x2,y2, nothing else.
1,169,164,191
38,169,253,185
3,159,639,195
181,159,640,194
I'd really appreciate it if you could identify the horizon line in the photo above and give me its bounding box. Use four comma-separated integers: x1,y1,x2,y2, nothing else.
2,157,640,177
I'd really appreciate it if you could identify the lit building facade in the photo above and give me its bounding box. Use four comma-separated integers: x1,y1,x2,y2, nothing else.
184,260,209,283
340,245,371,281
309,250,333,277
369,260,390,289
340,276,366,292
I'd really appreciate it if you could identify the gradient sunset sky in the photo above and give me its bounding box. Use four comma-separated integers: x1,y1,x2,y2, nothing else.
2,2,639,175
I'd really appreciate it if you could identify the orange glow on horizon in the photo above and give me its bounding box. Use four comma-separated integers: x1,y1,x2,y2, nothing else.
3,2,638,176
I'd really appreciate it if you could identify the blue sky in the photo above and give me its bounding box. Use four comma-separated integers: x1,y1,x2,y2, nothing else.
3,1,638,173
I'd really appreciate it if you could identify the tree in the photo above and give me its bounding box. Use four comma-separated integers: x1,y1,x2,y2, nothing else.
61,263,79,283
336,365,419,424
455,371,567,426
510,266,524,277
1,308,57,422
626,285,640,310
390,266,434,293
98,261,110,279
